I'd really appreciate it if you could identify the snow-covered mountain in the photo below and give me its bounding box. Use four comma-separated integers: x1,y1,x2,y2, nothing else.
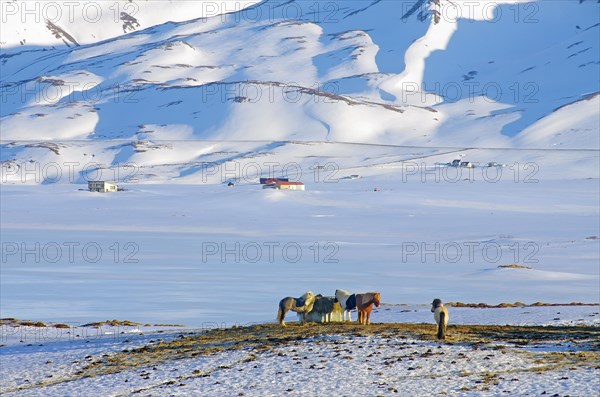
1,0,598,183
0,0,262,47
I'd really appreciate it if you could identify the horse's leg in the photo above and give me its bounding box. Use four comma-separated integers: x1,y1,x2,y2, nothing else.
366,309,371,325
347,310,352,322
280,307,288,327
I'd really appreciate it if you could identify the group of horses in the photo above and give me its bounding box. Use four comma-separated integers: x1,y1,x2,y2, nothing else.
277,289,381,326
277,291,449,340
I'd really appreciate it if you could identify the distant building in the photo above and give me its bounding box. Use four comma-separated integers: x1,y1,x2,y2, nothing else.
275,181,305,190
88,181,118,193
450,159,474,168
263,180,305,190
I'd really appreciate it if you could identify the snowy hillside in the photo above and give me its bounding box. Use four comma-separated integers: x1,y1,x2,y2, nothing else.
0,0,261,47
1,0,599,184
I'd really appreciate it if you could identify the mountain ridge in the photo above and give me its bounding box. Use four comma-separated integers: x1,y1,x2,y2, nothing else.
1,0,598,183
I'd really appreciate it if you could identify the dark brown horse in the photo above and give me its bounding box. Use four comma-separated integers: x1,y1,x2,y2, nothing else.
356,292,380,325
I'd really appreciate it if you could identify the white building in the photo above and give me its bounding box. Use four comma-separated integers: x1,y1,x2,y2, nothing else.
88,181,118,193
275,181,305,190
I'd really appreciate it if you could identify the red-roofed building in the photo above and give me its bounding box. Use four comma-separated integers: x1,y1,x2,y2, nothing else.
262,178,282,185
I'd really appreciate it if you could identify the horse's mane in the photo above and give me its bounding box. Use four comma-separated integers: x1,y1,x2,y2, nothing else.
371,292,381,305
300,291,315,302
295,291,316,312
368,292,381,301
335,289,352,306
357,292,381,307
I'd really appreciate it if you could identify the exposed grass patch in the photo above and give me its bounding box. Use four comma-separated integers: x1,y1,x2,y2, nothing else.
497,263,532,269
0,319,47,327
82,320,142,328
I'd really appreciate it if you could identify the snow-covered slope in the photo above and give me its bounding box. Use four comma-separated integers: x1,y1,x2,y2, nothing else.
0,0,261,47
1,0,599,184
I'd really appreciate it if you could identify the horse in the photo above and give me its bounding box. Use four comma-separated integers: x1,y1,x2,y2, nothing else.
355,292,380,325
431,298,449,339
334,289,357,321
276,291,316,326
305,294,343,323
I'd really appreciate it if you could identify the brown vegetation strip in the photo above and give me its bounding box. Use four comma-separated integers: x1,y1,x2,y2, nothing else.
82,322,600,376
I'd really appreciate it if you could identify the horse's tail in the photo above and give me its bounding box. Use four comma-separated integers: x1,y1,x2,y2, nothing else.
437,311,446,339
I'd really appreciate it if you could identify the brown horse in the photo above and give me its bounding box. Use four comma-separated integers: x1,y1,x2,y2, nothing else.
355,292,380,325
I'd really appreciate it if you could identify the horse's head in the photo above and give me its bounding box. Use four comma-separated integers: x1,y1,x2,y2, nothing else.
431,298,442,312
373,292,381,307
303,291,315,303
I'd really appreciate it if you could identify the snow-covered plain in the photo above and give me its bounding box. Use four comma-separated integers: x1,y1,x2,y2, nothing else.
1,154,599,325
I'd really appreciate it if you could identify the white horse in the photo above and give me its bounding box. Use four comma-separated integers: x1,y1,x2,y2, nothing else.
431,298,449,339
335,289,356,321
